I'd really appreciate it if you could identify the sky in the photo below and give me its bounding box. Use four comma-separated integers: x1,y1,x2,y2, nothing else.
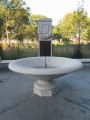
24,0,90,25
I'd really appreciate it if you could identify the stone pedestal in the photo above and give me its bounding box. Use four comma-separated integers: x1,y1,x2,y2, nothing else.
34,80,58,96
38,18,52,56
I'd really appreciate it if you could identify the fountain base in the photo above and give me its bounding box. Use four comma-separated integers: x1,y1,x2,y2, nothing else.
34,80,58,96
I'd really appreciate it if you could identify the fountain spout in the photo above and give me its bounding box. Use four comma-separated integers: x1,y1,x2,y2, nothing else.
45,57,47,68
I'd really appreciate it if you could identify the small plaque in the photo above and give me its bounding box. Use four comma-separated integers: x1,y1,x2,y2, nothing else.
42,24,49,34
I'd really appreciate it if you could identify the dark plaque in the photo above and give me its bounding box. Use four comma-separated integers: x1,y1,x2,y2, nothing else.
40,41,51,56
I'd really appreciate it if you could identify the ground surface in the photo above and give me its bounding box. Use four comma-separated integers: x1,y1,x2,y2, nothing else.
0,64,90,120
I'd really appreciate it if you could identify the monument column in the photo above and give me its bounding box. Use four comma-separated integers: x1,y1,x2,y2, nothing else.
38,18,52,56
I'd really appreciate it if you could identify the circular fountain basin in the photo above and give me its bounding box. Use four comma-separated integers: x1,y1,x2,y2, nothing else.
9,57,83,96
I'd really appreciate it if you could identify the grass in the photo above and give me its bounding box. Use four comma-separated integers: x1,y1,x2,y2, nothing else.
3,47,38,60
1,42,90,60
2,43,38,60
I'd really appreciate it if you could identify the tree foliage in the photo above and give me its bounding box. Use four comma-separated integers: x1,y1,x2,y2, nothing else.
29,14,47,41
52,25,61,41
0,0,89,44
86,18,90,41
0,16,3,40
0,0,31,44
58,11,89,42
0,1,47,43
30,14,47,25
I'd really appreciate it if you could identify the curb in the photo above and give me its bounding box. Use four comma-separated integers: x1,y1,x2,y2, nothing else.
0,59,90,64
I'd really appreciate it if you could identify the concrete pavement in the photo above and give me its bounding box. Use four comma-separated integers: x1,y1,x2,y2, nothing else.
0,64,90,120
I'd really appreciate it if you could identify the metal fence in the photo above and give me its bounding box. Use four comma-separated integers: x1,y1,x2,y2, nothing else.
52,44,90,58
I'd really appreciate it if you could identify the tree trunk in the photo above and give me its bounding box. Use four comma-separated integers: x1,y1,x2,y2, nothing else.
6,25,9,43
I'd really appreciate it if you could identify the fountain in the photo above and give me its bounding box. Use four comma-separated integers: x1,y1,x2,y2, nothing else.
9,18,83,96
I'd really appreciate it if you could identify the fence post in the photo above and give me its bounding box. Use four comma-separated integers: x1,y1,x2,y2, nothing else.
74,45,76,58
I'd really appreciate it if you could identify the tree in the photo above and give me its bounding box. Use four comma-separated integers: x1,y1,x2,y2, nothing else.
0,0,11,43
0,16,3,40
21,25,37,42
0,11,3,59
7,0,31,58
52,25,61,41
59,11,89,43
73,10,89,43
0,0,31,45
30,14,47,25
29,14,47,41
0,0,31,58
86,18,90,41
9,0,30,43
60,13,74,41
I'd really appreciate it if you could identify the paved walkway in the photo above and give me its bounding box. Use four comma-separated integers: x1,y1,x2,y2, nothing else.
0,64,90,120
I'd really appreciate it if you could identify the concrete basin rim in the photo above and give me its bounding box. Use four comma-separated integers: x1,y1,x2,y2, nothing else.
8,56,83,75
